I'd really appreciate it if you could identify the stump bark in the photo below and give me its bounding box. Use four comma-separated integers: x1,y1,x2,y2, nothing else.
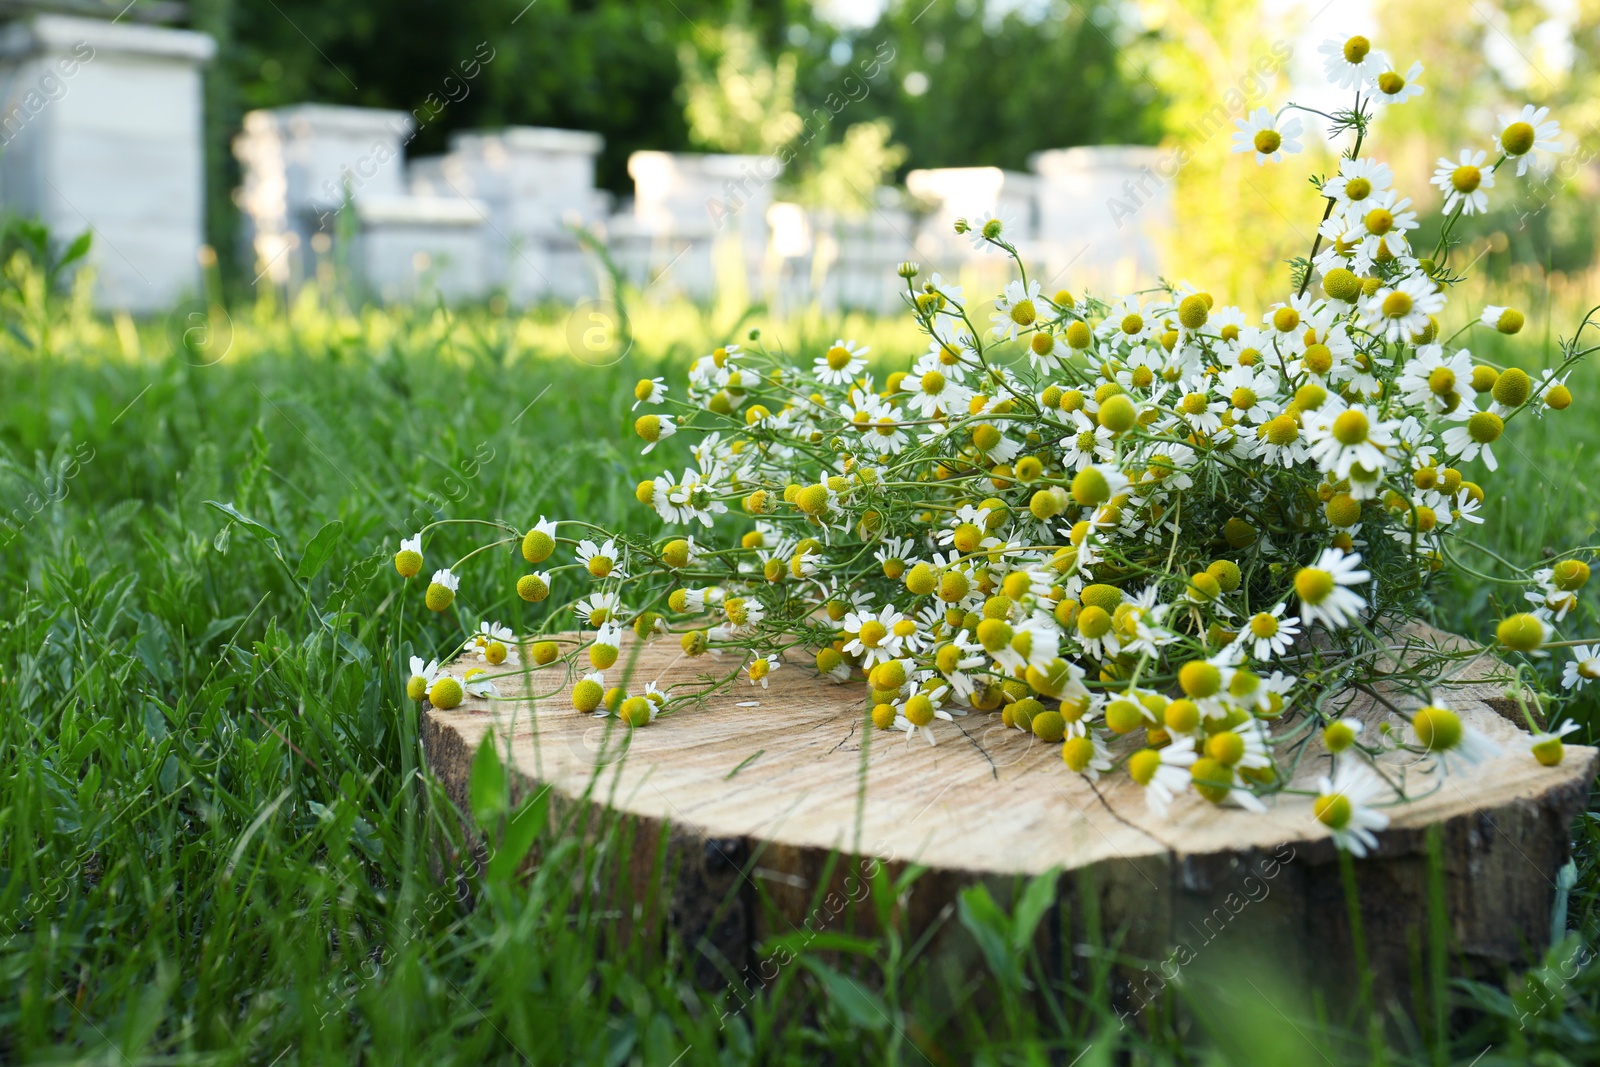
420,624,1596,1010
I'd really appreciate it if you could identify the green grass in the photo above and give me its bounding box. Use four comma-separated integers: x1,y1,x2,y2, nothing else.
2,264,1599,1065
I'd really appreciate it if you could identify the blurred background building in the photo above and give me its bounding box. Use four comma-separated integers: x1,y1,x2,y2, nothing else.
0,0,1591,314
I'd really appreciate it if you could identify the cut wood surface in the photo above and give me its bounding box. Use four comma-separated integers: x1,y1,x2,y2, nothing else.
421,623,1597,1000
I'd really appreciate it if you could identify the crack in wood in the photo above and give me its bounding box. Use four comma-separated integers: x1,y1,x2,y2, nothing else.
953,717,1000,780
827,719,859,756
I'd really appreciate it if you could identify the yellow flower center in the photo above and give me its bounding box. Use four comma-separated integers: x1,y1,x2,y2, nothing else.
1262,414,1298,446
1381,290,1413,318
1412,706,1462,751
826,345,853,370
1331,409,1369,445
1364,208,1394,235
1179,661,1221,698
1121,313,1144,335
1249,612,1279,639
1127,748,1161,785
1314,793,1352,830
921,370,946,395
1377,71,1405,95
1253,129,1281,155
1467,411,1503,444
1451,165,1481,193
858,620,888,648
1273,307,1300,332
1231,387,1257,410
1294,567,1335,604
1010,299,1036,326
1343,177,1371,202
1501,121,1535,155
1343,35,1370,63
1427,367,1455,396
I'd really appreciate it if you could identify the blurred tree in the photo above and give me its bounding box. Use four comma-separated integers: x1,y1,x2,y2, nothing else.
679,22,801,153
808,0,1165,176
224,0,799,193
792,119,908,216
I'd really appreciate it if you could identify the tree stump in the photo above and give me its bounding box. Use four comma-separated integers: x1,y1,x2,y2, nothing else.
420,624,1596,1010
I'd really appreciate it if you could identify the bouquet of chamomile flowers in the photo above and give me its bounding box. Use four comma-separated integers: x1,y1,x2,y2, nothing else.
396,34,1596,857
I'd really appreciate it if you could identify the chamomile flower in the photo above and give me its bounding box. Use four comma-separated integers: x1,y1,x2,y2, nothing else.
747,654,780,688
902,356,974,419
576,591,624,626
589,623,622,669
576,539,624,579
1060,410,1113,471
1498,105,1563,176
991,278,1044,342
425,568,460,612
1239,603,1301,660
1320,157,1393,213
1294,547,1371,629
967,211,1012,251
1305,403,1396,480
1440,409,1503,471
635,412,676,454
566,670,604,714
969,422,1020,464
1061,733,1114,781
814,339,869,386
1319,34,1386,90
1337,191,1420,267
842,606,906,667
1362,276,1443,343
993,613,1061,674
394,533,424,578
1217,364,1282,424
405,656,442,701
1369,59,1424,105
1525,577,1578,622
463,668,499,699
1231,107,1303,164
1396,345,1476,416
1561,646,1600,690
1479,305,1523,334
632,377,667,409
1431,149,1494,216
896,686,955,745
720,596,766,636
1525,719,1581,767
1128,735,1198,818
467,621,515,663
1313,762,1391,857
1408,700,1501,771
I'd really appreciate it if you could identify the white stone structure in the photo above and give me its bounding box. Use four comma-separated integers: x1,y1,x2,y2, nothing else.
232,101,1176,312
355,195,487,304
613,151,779,303
0,13,213,312
764,196,917,316
409,126,607,303
905,166,1039,249
1032,146,1170,291
234,104,488,301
